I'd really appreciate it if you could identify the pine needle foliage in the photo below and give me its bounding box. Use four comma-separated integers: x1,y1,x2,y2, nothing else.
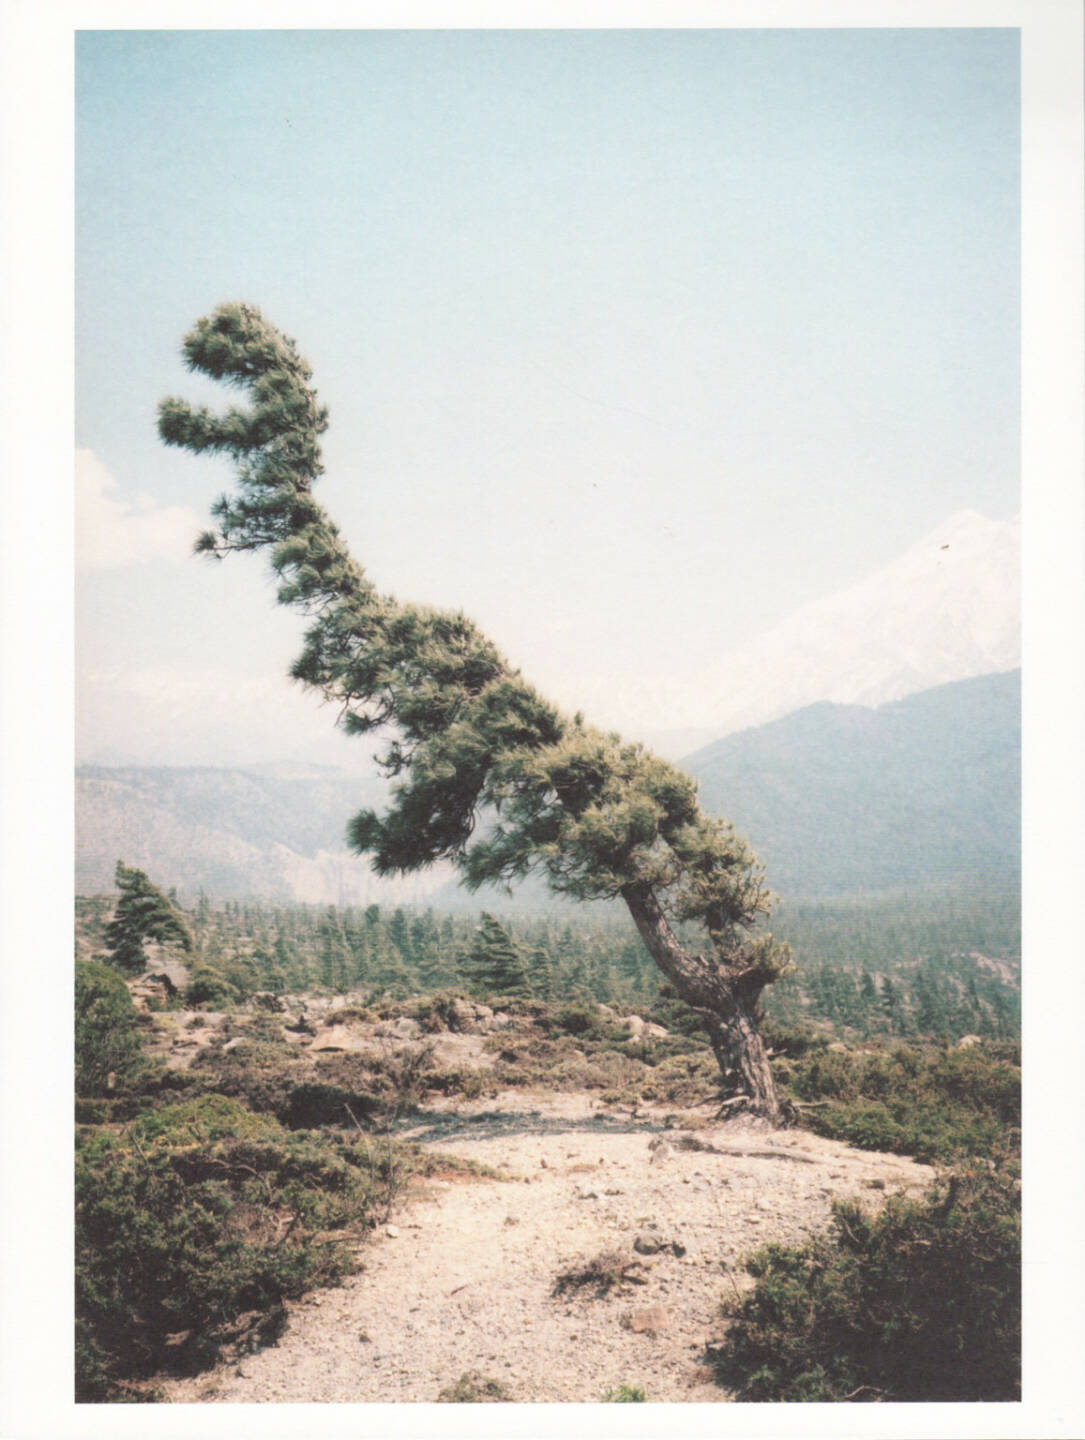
159,303,791,1106
104,861,194,975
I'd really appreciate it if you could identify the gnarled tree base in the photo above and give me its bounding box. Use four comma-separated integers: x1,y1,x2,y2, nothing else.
621,881,782,1124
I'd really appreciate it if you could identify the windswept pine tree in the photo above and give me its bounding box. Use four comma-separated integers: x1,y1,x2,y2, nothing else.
104,861,194,975
159,303,792,1116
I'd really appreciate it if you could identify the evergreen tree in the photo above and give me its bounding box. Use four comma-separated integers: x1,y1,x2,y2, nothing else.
410,912,447,991
529,945,558,1002
160,303,791,1116
104,862,194,976
317,906,350,992
367,930,413,999
388,908,414,967
459,913,532,998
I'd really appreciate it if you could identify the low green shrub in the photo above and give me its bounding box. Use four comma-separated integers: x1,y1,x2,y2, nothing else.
759,1018,829,1059
188,1037,302,1116
75,962,149,1097
551,1003,600,1037
282,1082,382,1130
75,1095,385,1400
719,1162,1020,1402
185,967,238,1009
778,1043,1020,1163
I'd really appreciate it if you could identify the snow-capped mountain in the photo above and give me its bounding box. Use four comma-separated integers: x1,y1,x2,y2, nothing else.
671,508,1020,744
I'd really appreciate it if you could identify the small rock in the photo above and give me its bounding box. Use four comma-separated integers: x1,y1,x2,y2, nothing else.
385,1224,400,1238
649,1139,674,1165
633,1230,668,1255
575,1186,600,1200
625,1305,671,1335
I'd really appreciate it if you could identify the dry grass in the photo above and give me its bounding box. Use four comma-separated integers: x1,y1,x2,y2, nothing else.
551,1249,648,1299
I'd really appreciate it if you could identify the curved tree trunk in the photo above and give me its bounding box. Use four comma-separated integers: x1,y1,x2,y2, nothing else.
620,881,780,1121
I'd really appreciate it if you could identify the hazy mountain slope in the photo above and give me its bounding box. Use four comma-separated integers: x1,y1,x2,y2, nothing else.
683,669,1020,897
76,671,1019,905
75,764,453,905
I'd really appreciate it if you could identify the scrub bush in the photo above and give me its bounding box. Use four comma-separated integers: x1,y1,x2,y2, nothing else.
75,1095,381,1399
75,962,149,1097
719,1162,1020,1402
777,1042,1020,1162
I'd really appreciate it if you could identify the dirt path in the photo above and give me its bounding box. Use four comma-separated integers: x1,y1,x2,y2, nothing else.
158,1091,934,1405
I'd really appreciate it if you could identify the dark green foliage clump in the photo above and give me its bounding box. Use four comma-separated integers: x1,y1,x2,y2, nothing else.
105,861,193,975
282,1081,382,1130
774,1040,1020,1163
75,961,149,1097
75,1095,383,1400
719,1163,1020,1402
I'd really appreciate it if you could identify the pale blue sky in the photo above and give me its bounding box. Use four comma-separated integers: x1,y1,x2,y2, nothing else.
75,28,1020,764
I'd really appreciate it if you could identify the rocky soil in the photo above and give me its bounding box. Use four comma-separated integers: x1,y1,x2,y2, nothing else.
156,1087,934,1405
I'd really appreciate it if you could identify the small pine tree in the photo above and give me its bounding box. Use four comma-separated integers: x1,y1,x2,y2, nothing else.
529,946,558,1002
104,862,194,976
460,914,532,999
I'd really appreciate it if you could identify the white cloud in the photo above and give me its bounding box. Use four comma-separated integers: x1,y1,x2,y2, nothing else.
75,448,201,570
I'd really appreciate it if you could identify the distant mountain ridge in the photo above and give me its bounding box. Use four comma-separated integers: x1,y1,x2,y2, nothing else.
77,669,1019,905
75,763,453,906
682,669,1020,898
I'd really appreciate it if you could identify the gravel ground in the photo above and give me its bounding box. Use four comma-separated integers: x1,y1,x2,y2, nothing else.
157,1090,934,1405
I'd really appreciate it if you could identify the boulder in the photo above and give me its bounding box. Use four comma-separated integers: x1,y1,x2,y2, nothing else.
375,1016,423,1040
